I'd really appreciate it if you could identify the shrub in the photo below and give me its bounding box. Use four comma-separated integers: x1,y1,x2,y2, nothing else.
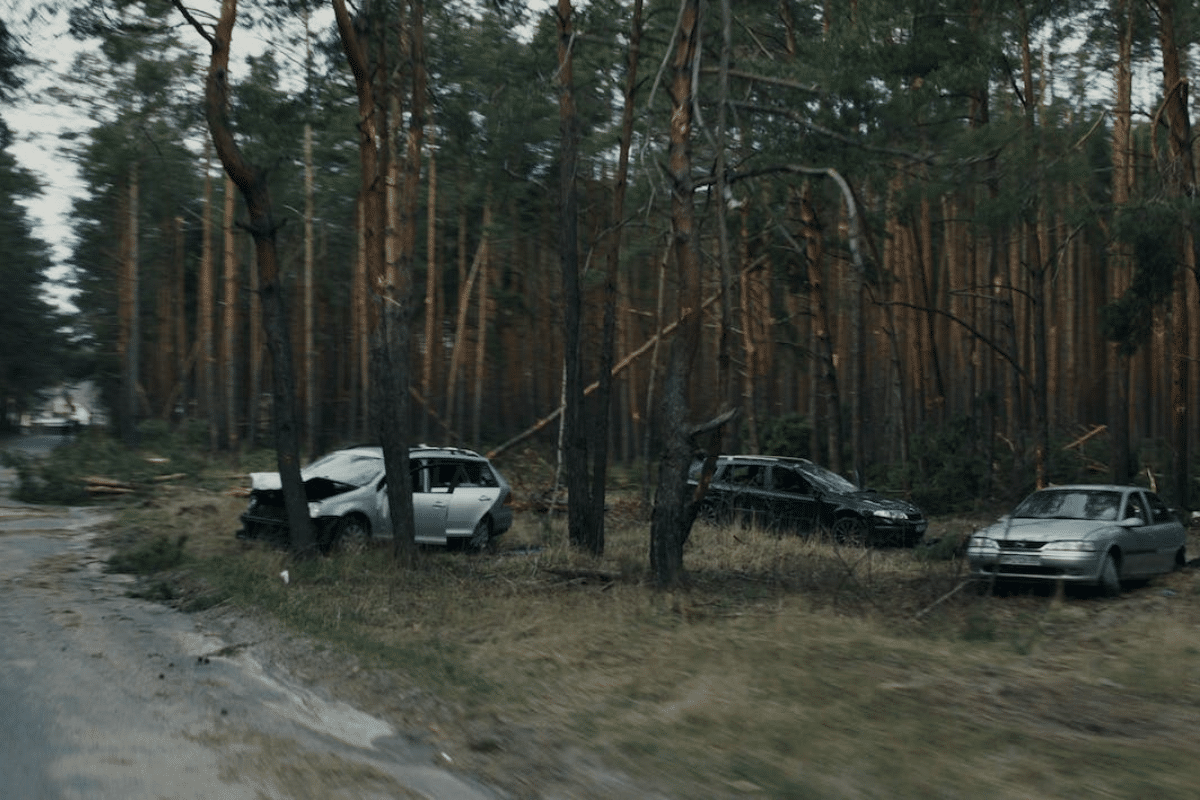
901,416,991,515
754,414,812,459
106,534,189,575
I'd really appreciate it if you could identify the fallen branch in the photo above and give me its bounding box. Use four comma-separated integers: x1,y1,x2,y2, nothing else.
85,476,133,490
913,579,971,621
543,567,619,584
87,485,135,496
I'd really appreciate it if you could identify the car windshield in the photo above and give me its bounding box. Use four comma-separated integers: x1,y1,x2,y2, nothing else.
1012,489,1123,521
301,452,384,487
798,463,858,494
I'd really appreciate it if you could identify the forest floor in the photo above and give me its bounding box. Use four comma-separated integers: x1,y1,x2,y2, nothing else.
89,479,1200,800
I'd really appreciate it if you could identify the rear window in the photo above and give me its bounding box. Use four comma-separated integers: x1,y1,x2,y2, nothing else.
417,459,498,492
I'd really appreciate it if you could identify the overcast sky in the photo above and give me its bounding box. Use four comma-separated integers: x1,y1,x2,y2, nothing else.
6,4,88,309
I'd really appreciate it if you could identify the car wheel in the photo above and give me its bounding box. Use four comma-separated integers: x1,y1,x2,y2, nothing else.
1098,551,1121,597
468,517,493,552
699,497,732,527
831,516,869,547
1175,546,1188,570
333,514,371,553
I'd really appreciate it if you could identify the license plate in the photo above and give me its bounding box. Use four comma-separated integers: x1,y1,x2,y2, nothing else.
999,553,1040,566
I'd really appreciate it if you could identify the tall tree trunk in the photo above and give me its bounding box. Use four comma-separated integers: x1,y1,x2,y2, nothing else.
556,0,596,553
422,124,438,442
799,184,842,473
334,0,419,562
175,0,313,554
1016,0,1049,489
446,195,490,437
247,238,262,447
199,142,215,447
118,161,140,446
1110,0,1133,483
472,245,488,445
584,0,645,557
173,215,188,422
304,122,316,458
222,174,238,451
153,219,173,416
1153,0,1194,510
650,0,704,588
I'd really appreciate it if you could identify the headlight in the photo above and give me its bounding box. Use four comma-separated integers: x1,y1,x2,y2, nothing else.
872,509,908,520
1043,540,1095,552
969,534,997,548
307,502,322,518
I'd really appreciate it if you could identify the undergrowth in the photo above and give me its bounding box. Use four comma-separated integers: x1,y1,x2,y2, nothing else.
95,480,1200,800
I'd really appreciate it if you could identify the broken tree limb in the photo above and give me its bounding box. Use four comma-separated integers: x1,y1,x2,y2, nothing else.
486,287,725,460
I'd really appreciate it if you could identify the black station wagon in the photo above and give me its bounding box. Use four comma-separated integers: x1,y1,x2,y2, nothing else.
690,455,927,546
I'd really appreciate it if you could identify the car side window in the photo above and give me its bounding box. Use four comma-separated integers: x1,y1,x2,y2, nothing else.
455,461,498,489
1145,492,1175,525
728,463,764,488
1123,494,1148,525
772,467,811,495
428,461,459,493
411,462,427,493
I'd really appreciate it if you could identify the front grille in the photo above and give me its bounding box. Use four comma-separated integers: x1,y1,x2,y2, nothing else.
999,540,1046,551
243,504,287,524
982,564,1064,577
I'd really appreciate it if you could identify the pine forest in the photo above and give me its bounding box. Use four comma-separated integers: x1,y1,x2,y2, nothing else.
3,0,1200,539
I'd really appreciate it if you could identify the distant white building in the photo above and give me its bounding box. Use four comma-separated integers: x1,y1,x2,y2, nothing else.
23,382,106,433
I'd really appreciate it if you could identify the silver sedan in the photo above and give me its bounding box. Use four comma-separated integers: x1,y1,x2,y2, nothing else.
967,484,1187,595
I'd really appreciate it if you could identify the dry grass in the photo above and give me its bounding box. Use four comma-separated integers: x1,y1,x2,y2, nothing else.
105,484,1200,799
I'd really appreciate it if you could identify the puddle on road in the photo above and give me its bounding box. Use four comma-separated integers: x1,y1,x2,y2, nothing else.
0,503,113,534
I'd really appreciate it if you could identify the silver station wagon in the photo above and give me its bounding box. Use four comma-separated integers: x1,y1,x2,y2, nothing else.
967,484,1187,595
239,445,514,550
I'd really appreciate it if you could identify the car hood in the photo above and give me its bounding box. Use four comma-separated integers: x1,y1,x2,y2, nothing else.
247,471,362,500
992,517,1117,542
844,491,922,516
248,472,283,492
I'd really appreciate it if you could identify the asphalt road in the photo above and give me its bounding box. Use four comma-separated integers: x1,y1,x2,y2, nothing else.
0,437,499,800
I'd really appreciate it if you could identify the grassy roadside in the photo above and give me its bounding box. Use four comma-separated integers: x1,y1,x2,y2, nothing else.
92,474,1200,800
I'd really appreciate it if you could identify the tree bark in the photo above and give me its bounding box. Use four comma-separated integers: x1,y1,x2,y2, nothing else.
556,0,598,554
1109,0,1133,483
118,161,139,446
333,0,418,564
199,142,215,447
174,0,313,554
421,124,438,442
222,174,238,451
585,0,645,555
650,0,704,589
304,121,316,458
1152,0,1193,510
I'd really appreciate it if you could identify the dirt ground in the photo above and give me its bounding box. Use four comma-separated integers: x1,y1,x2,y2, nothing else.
16,468,1200,799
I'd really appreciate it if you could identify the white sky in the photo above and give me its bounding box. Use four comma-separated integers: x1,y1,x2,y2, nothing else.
3,1,322,312
6,4,87,309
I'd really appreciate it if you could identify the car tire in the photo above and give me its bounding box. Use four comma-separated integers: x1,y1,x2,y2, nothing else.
831,516,869,547
468,517,492,552
699,497,732,528
1175,546,1187,570
1098,551,1121,597
333,514,371,553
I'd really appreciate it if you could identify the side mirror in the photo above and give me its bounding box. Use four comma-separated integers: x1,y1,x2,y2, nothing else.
1118,517,1142,527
